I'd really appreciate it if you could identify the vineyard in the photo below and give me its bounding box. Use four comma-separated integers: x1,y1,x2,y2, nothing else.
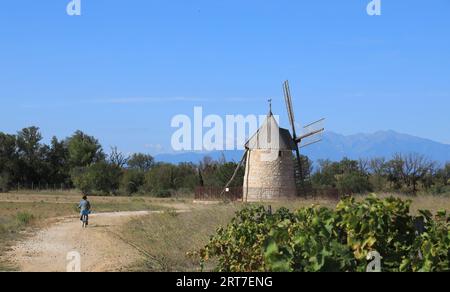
196,196,450,272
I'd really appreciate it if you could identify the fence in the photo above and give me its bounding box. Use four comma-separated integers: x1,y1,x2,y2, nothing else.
309,187,341,201
195,186,243,201
10,182,73,193
194,186,341,202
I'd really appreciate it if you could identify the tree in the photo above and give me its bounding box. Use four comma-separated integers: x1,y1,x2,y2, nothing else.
71,162,122,195
142,162,197,196
0,132,18,187
173,163,199,190
66,131,105,168
144,163,177,196
445,163,450,185
16,127,42,160
46,136,70,184
127,153,154,172
369,158,387,176
214,162,244,188
109,146,128,168
312,157,373,195
16,127,47,184
338,158,360,174
294,154,313,178
388,153,435,193
386,155,404,190
358,158,370,176
198,156,220,187
336,172,373,195
312,159,338,188
120,169,145,195
368,157,388,191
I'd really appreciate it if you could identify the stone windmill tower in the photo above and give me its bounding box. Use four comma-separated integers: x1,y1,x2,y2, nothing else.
221,81,324,202
242,107,298,201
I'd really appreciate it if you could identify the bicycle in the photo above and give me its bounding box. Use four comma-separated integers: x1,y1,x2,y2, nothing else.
81,213,89,228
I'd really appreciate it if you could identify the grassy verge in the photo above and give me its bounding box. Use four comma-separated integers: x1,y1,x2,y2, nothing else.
120,203,242,271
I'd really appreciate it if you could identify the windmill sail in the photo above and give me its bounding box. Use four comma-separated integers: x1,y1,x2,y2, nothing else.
283,81,307,197
298,118,325,148
283,80,325,198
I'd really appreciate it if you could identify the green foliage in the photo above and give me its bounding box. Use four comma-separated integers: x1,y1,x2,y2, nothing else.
128,153,154,172
1,125,449,197
144,163,198,197
197,196,450,272
120,169,145,195
312,158,372,195
214,162,245,187
197,205,286,272
0,133,18,187
144,163,177,195
71,162,122,195
0,172,10,192
66,130,105,168
336,173,372,195
153,189,173,198
16,212,34,226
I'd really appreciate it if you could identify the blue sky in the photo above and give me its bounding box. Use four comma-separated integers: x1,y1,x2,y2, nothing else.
1,0,449,155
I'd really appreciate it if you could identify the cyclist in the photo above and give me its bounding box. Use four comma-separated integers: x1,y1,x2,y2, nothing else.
78,195,91,226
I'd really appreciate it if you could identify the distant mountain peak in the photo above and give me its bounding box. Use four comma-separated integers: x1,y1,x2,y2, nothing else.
155,130,450,165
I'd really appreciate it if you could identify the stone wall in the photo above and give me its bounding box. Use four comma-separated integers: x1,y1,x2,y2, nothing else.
243,149,297,201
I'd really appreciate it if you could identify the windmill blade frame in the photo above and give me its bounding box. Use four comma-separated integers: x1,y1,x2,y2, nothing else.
283,81,297,139
300,139,323,149
283,80,307,197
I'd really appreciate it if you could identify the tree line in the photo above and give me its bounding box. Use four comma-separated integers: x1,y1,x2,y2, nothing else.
0,127,243,196
306,154,450,195
1,126,449,196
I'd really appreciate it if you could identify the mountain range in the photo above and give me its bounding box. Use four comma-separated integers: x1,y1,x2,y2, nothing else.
155,131,450,165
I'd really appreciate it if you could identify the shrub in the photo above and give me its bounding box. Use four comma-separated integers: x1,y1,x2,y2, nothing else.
120,169,145,195
196,196,450,272
0,173,10,193
71,162,122,195
153,189,173,198
16,212,34,226
336,173,372,195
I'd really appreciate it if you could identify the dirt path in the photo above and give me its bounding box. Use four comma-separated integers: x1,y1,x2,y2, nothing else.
6,209,189,272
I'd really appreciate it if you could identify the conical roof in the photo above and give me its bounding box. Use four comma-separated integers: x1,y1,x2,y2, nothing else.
245,113,296,150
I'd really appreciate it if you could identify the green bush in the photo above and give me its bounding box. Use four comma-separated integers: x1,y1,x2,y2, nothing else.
197,196,450,272
336,173,372,195
16,212,34,226
429,183,450,195
0,173,10,193
152,189,173,198
71,162,122,195
120,169,145,195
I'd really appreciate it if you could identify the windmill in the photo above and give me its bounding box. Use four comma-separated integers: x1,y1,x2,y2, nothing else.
219,80,324,201
283,80,325,197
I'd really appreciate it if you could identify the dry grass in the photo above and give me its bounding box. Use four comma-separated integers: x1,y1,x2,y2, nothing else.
264,193,450,214
1,192,449,271
120,203,242,272
0,192,180,271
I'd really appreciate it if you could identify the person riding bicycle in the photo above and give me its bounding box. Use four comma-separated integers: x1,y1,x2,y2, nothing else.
78,195,91,225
